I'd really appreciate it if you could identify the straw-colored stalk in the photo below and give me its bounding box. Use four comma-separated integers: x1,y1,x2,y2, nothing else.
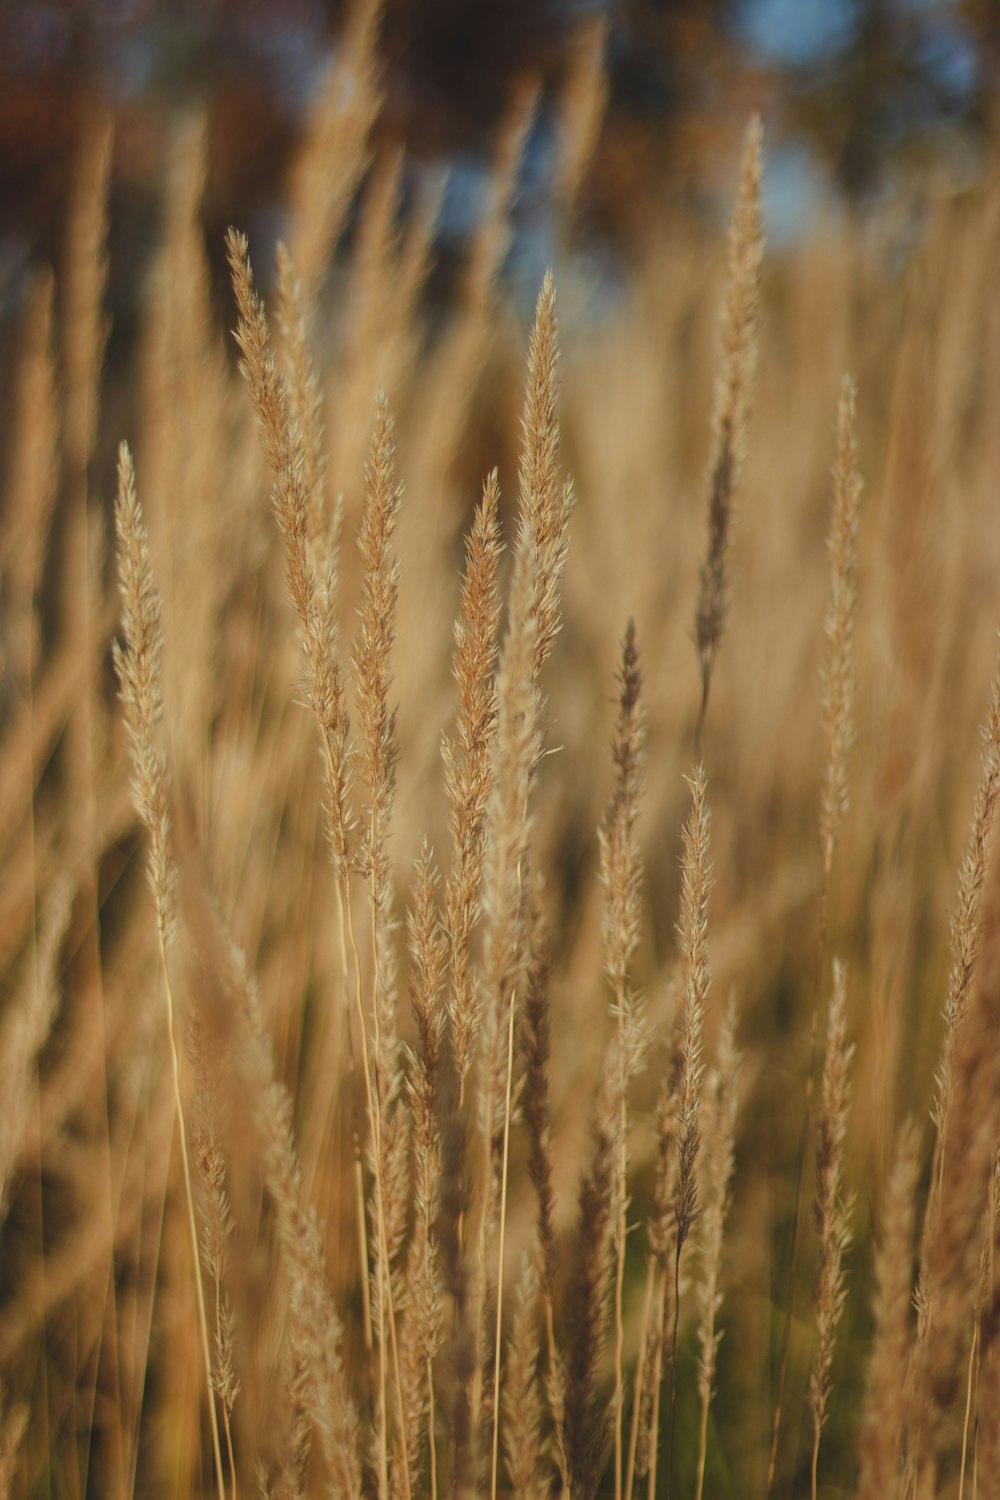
768,373,864,1497
694,999,740,1500
820,375,864,885
475,271,570,1497
809,961,855,1500
694,113,764,745
907,874,1000,1500
406,845,448,1500
662,764,712,1500
932,650,1000,1184
856,1120,921,1500
598,619,646,1500
111,444,226,1500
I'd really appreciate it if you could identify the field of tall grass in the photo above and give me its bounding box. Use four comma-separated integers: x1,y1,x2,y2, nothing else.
4,13,1000,1498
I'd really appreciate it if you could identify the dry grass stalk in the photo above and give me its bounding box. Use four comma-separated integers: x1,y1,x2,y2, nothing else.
519,887,565,1490
857,1119,921,1500
112,445,177,946
353,390,411,1500
185,896,362,1500
694,112,764,745
625,1058,678,1500
563,1062,619,1500
519,272,573,690
694,998,740,1500
662,765,712,1498
820,375,864,884
598,619,647,1500
112,442,226,1500
502,1259,546,1500
955,1147,1000,1500
189,1016,241,1499
444,470,502,1094
932,650,1000,1179
406,845,449,1499
436,1107,475,1500
906,873,1000,1500
275,241,328,547
809,960,855,1500
474,272,569,1485
354,388,404,1038
769,374,864,1497
227,227,354,911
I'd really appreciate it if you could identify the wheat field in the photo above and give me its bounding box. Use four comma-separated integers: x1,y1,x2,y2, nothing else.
3,15,1000,1499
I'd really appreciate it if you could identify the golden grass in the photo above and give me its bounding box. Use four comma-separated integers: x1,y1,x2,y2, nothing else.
4,50,1000,1500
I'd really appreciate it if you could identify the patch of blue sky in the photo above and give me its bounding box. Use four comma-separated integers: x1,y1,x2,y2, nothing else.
760,140,832,243
733,0,860,68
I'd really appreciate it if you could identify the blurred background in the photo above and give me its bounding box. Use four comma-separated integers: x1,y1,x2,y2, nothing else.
1,0,998,323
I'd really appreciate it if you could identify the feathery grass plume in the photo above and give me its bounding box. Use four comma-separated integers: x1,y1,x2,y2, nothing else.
809,960,855,1500
598,619,647,1500
355,401,409,1268
820,375,864,885
673,766,713,1275
474,271,569,1479
906,871,1000,1500
694,114,764,747
3,271,59,686
503,1259,547,1500
694,998,740,1500
476,520,540,1480
112,444,177,947
353,388,412,1500
444,470,502,1094
563,1061,620,1500
112,442,226,1500
183,890,362,1500
0,878,72,1218
406,844,448,1499
227,228,354,883
932,650,1000,1181
857,1119,921,1500
354,388,403,1012
286,0,383,305
769,375,864,1497
600,620,646,1007
275,240,328,546
519,273,573,690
